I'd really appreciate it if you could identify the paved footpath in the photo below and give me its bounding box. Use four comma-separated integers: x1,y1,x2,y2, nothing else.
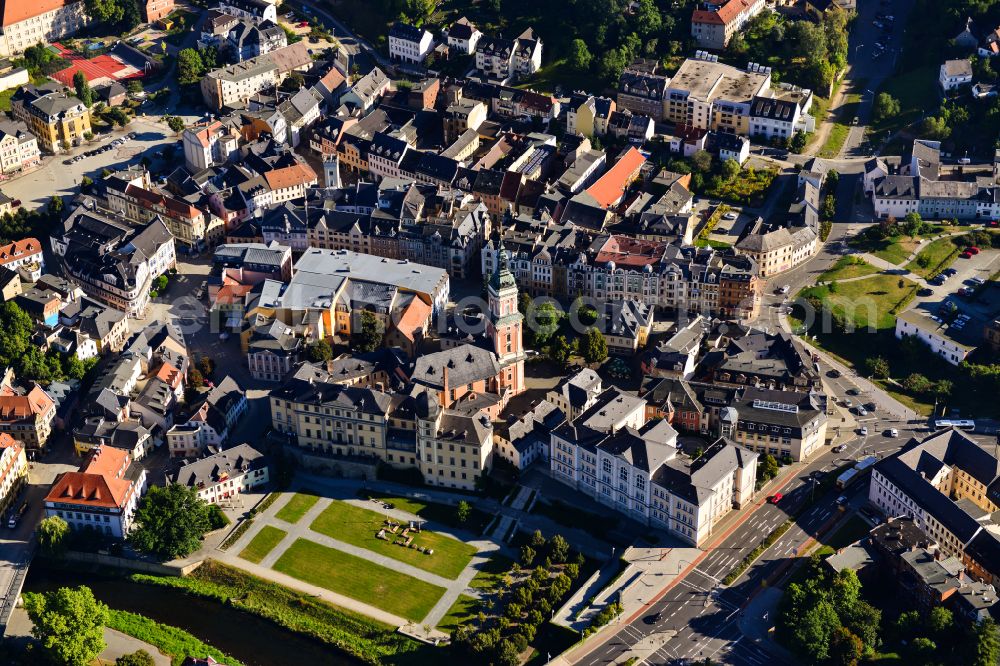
221,487,502,635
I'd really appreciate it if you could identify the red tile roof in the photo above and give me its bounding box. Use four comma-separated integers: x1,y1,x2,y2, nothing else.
586,146,646,209
396,297,432,342
692,0,759,26
3,0,72,27
0,385,53,421
264,163,318,192
0,237,42,265
594,235,670,267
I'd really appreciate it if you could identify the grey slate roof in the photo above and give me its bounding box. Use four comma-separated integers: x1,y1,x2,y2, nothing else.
173,443,269,488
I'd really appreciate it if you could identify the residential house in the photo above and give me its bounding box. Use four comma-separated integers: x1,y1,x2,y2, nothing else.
389,22,434,64
11,83,91,153
43,445,146,538
200,42,312,111
447,17,482,54
0,383,56,453
0,434,26,517
0,119,40,174
662,56,771,136
227,19,286,62
341,67,390,112
172,443,269,504
218,0,276,23
940,59,974,91
166,376,248,458
691,0,767,49
895,309,977,366
599,299,654,353
0,237,43,281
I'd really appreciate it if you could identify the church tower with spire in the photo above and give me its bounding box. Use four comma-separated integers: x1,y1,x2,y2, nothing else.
487,227,525,397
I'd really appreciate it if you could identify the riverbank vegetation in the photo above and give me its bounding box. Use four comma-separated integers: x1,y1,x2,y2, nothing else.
106,609,242,666
130,560,429,665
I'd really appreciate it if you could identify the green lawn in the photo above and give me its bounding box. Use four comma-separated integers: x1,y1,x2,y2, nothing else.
874,65,940,135
469,554,515,592
818,256,880,282
512,59,595,95
357,490,490,533
798,274,918,330
904,237,960,278
275,492,320,524
436,594,479,632
239,525,287,564
818,92,860,159
825,515,874,550
310,501,477,580
272,539,445,621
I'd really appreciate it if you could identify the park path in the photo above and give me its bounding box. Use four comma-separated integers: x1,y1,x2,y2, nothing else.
220,488,501,633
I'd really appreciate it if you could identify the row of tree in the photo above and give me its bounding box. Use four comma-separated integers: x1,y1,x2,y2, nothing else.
452,529,585,666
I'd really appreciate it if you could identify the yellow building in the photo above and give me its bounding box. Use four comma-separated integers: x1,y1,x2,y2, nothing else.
11,84,91,154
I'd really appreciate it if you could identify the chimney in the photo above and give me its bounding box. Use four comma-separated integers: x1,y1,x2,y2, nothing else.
442,364,450,408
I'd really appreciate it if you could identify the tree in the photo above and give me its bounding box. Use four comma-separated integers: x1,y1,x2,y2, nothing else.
829,627,863,666
187,367,204,388
207,503,229,530
531,529,546,548
85,0,124,23
528,301,562,347
582,327,608,364
307,340,333,363
456,500,471,523
691,150,713,173
789,131,808,153
73,70,93,107
874,92,900,122
24,586,108,666
129,484,212,560
721,158,741,181
548,334,571,366
549,534,569,563
48,195,64,217
792,599,841,661
356,310,385,352
933,379,953,400
927,606,953,635
921,115,952,141
520,545,536,567
903,373,932,394
865,356,890,379
116,650,156,666
759,454,780,483
198,355,214,378
125,79,143,95
972,618,1000,666
37,516,69,557
177,48,204,85
166,115,185,133
568,38,592,71
493,638,520,666
822,195,836,220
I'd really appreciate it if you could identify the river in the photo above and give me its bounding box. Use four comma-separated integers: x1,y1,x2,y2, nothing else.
24,563,360,666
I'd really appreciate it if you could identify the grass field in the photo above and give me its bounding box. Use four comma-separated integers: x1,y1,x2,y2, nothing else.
469,554,515,592
818,92,860,159
817,256,880,282
436,594,479,632
239,526,287,564
310,501,477,580
275,492,320,524
357,490,491,533
798,274,918,330
905,237,960,278
826,515,874,550
874,65,939,137
272,539,445,621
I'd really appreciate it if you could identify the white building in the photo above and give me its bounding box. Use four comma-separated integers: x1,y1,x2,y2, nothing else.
172,443,270,504
43,445,146,538
0,119,40,175
447,17,482,55
218,0,276,24
940,59,973,91
895,309,977,365
0,0,90,57
0,237,44,278
748,90,815,142
182,121,240,172
550,399,758,547
388,22,434,64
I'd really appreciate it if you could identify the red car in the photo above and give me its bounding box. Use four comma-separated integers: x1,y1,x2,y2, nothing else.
298,20,309,27
988,220,999,228
768,493,784,504
968,246,980,255
961,251,973,258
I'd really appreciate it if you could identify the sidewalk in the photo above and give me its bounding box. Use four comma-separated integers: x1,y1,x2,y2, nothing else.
737,587,795,661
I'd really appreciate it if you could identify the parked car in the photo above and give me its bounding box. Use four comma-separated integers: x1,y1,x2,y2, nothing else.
847,388,860,396
888,428,899,437
968,246,980,254
768,493,784,504
961,251,973,258
859,426,868,436
833,444,847,453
